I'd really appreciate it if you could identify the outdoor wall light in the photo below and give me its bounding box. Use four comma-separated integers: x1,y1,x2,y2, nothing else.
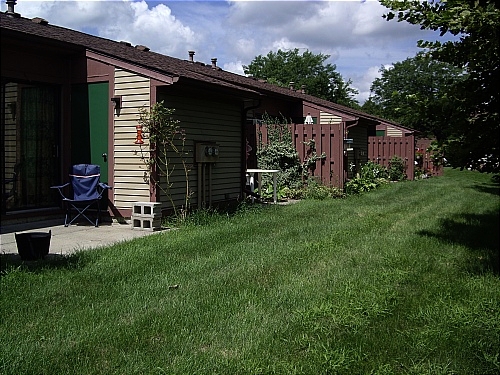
111,96,122,115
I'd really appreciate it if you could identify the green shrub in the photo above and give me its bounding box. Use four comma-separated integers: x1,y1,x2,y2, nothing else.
388,156,407,181
345,161,390,195
256,114,302,190
360,161,389,180
257,142,302,189
345,177,379,195
280,178,345,200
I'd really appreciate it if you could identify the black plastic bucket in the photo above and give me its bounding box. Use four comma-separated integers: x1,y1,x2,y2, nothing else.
15,230,51,261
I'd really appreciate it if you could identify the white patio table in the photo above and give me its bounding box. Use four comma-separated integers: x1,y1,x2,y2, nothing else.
246,169,280,204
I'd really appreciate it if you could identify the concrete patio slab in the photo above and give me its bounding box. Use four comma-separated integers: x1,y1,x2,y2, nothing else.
1,219,165,258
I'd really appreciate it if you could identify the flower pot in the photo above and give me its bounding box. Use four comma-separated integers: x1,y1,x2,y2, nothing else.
15,230,51,261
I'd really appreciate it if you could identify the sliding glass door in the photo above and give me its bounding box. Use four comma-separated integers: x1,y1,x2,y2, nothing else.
1,81,60,212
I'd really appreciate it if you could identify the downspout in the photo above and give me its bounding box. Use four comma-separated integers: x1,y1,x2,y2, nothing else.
241,98,262,200
345,119,358,133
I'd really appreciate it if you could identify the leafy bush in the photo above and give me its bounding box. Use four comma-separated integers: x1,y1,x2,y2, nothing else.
345,161,390,195
426,140,446,166
280,178,345,200
388,156,407,181
256,114,302,190
257,142,302,189
414,167,430,179
360,161,389,180
344,177,379,195
302,177,344,200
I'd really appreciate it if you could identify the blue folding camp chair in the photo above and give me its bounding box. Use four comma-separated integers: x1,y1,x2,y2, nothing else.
51,164,111,227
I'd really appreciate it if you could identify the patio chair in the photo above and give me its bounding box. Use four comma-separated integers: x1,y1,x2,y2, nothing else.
51,164,111,227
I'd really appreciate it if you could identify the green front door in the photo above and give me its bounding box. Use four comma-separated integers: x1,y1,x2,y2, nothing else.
71,82,109,182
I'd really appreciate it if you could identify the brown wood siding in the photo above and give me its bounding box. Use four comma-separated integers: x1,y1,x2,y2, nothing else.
113,68,151,210
157,92,243,209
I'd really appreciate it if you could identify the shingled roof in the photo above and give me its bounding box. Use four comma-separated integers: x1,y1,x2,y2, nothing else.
1,12,413,129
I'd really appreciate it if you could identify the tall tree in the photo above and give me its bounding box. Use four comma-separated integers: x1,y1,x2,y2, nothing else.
381,0,499,172
243,49,359,108
366,54,468,142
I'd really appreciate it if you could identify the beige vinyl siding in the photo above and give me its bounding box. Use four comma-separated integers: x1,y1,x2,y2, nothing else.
387,126,403,137
4,83,18,185
157,92,242,209
320,111,342,125
113,68,151,210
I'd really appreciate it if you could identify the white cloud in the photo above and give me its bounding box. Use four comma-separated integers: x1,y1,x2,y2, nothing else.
352,64,384,104
122,2,197,55
11,0,199,56
223,61,245,76
6,0,457,105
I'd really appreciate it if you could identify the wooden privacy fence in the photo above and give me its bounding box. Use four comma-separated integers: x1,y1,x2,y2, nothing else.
368,136,443,179
248,123,345,188
368,136,415,180
415,138,443,177
247,125,443,189
291,123,344,186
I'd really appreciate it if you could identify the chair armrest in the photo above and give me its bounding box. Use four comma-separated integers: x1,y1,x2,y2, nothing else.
51,182,70,199
99,182,112,190
50,183,70,190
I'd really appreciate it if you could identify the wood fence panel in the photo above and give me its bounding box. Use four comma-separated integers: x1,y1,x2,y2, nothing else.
416,138,443,176
368,136,415,180
253,123,344,188
326,124,343,187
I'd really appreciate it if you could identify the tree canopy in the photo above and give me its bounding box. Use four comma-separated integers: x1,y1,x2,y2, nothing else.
364,53,468,142
243,49,359,108
381,0,499,173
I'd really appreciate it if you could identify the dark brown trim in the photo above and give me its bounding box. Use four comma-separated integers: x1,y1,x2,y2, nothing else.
106,64,115,210
86,50,178,85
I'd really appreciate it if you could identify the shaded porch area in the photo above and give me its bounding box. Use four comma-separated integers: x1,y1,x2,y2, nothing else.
1,219,164,258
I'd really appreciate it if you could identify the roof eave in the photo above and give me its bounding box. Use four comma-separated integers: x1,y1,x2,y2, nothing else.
86,50,179,85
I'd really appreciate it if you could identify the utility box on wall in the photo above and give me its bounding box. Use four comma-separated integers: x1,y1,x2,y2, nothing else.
195,142,220,163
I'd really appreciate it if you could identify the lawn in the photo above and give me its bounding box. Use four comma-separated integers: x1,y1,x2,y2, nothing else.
1,168,499,375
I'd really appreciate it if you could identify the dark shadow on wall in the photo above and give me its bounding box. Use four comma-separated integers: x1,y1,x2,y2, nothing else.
418,210,500,275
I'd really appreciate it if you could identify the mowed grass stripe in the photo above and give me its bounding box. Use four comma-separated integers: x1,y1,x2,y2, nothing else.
1,168,498,374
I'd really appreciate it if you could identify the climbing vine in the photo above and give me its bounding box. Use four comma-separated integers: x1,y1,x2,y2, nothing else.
256,113,302,190
302,138,326,181
137,101,192,217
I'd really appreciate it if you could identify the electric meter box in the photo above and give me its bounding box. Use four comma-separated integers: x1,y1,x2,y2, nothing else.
195,142,220,163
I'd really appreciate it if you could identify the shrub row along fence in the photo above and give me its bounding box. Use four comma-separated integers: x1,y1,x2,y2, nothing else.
368,136,415,180
247,123,443,189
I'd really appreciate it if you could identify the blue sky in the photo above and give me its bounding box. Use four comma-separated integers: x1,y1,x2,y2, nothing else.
4,1,456,103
